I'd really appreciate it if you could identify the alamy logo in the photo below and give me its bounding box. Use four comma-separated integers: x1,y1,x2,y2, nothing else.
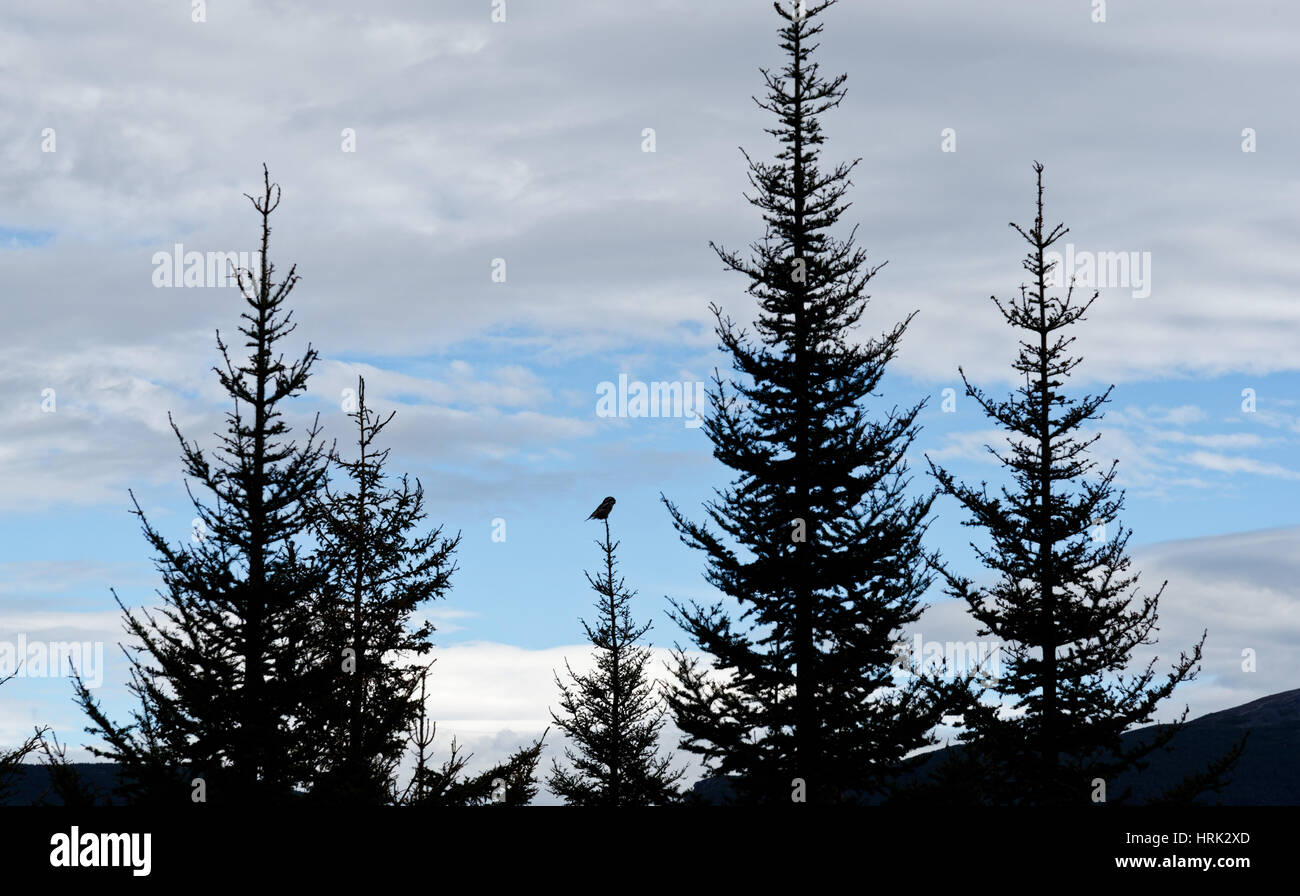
893,634,1003,682
1043,243,1151,298
0,635,104,688
50,827,151,877
595,374,708,429
151,243,262,288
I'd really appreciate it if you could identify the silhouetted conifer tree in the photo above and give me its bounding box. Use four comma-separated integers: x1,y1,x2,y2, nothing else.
303,376,459,804
547,515,682,805
662,0,944,804
926,163,1217,805
75,166,329,804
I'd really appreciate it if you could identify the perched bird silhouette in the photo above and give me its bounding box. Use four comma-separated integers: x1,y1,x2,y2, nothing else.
587,496,616,521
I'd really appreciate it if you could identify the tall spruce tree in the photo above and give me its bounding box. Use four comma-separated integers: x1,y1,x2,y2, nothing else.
75,166,329,804
547,513,682,806
926,163,1213,805
662,0,944,804
303,376,460,804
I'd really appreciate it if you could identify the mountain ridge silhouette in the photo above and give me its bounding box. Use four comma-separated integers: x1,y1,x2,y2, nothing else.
688,687,1300,806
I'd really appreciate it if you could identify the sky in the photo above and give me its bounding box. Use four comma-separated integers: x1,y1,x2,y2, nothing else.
2,0,1299,800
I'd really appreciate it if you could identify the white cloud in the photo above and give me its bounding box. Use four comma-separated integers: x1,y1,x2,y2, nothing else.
1178,451,1300,481
927,403,1300,502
